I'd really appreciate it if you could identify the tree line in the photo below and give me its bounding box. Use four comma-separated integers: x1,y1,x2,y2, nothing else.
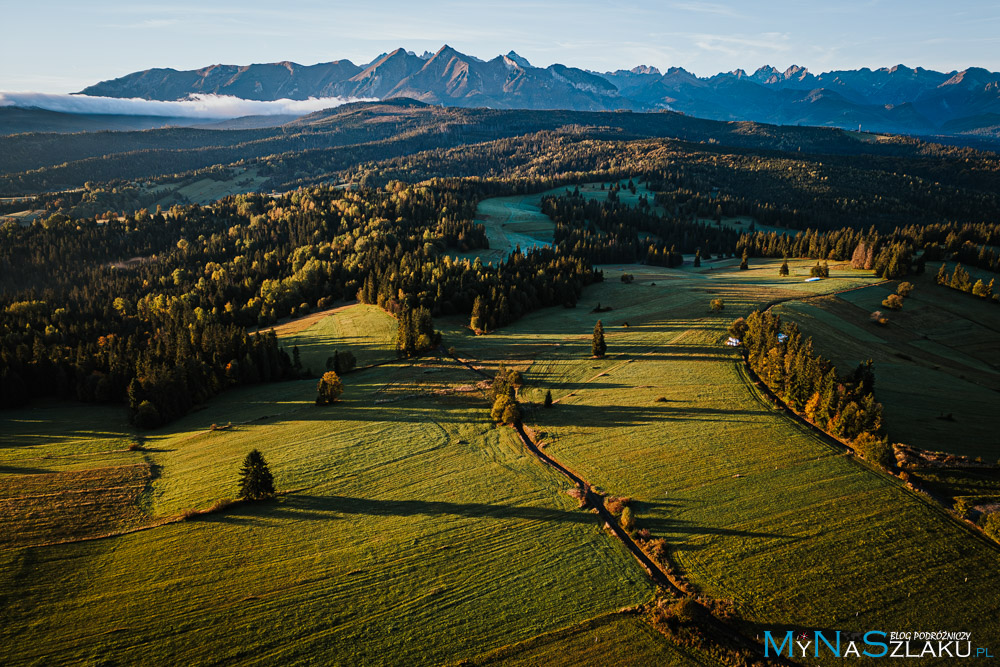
735,310,892,467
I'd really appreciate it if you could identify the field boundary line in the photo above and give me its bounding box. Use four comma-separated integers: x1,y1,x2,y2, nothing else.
439,346,789,663
739,296,1000,554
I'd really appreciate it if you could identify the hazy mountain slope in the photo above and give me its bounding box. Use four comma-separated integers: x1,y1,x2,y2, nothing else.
74,46,1000,139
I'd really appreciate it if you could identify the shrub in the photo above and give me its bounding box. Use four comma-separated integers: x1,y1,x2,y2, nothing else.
670,597,706,625
710,298,724,311
984,513,1000,542
620,506,635,530
853,433,894,469
953,497,974,520
882,294,904,310
135,400,162,429
605,496,631,515
897,281,914,297
620,273,635,284
810,261,830,278
870,310,889,325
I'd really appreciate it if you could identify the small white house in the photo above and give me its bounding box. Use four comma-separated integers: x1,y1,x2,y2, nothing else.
725,337,741,347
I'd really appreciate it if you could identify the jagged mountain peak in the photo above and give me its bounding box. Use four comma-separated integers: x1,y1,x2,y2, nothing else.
784,64,809,78
505,51,532,68
630,65,661,76
73,51,1000,139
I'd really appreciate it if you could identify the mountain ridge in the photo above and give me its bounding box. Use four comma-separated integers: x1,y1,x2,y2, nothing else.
75,46,1000,140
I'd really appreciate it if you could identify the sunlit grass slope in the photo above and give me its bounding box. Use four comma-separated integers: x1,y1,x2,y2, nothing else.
0,307,652,666
440,258,1000,663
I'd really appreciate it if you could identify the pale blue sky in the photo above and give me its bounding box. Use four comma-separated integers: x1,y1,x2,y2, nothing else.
3,1,999,92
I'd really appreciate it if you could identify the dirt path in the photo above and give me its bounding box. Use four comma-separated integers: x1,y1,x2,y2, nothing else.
440,346,789,661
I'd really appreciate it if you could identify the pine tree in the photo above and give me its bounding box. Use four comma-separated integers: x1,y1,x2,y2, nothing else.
238,449,275,501
694,249,702,267
592,320,607,358
544,390,553,408
739,249,749,270
779,258,789,276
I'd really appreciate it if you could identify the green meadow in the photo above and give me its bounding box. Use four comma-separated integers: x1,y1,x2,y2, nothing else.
2,191,999,665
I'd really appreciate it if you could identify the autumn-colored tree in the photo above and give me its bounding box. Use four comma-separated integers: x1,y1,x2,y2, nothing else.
316,371,343,405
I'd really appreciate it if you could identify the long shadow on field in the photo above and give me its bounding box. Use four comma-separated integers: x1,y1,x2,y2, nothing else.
465,345,735,367
0,464,54,475
210,493,598,525
542,402,770,425
632,500,803,550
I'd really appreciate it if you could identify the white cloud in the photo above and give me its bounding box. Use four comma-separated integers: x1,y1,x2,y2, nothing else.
0,92,373,119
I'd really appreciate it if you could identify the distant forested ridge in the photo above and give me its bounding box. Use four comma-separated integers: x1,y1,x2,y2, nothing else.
4,114,1000,426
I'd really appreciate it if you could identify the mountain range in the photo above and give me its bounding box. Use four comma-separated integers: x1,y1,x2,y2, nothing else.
72,45,1000,142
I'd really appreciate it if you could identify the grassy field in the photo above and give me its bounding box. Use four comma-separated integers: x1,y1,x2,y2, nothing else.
4,258,1000,664
473,614,719,666
456,179,660,265
0,304,661,666
438,258,1000,662
0,209,46,226
277,303,399,373
147,167,270,206
454,192,556,264
773,270,1000,458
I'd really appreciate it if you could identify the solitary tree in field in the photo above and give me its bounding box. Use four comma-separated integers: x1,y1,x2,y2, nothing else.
739,249,749,270
316,371,344,405
694,249,702,267
779,258,789,276
238,449,275,501
710,298,725,311
544,390,553,408
896,281,914,297
592,320,607,358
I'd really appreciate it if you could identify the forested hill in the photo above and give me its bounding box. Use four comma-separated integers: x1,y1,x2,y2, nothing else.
2,99,998,198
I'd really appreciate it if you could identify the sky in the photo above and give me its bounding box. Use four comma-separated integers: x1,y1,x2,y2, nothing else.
3,0,1000,92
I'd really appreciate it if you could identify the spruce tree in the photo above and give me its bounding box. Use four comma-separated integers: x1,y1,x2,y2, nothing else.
238,449,275,501
544,390,553,408
592,320,607,358
740,250,749,270
779,258,789,276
